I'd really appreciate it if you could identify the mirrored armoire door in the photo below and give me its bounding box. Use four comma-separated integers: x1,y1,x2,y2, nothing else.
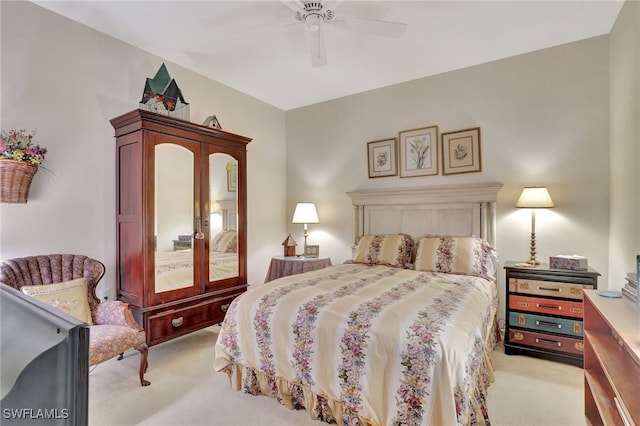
202,144,246,294
150,136,202,306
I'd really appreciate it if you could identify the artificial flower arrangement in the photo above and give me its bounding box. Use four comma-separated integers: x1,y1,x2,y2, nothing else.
0,129,47,166
0,128,48,203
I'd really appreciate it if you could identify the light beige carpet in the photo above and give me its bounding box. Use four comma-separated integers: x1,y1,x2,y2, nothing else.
88,326,586,426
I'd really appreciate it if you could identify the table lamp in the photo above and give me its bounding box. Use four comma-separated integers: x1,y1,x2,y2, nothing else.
515,186,555,265
292,202,319,247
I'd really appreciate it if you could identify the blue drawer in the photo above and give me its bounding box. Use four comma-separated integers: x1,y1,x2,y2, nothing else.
509,312,583,337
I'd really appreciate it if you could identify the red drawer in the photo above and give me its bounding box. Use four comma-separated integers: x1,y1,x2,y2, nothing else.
509,294,584,318
508,328,583,355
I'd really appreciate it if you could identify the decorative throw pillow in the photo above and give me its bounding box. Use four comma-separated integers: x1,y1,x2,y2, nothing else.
353,234,414,267
413,236,496,280
21,278,93,325
211,230,237,253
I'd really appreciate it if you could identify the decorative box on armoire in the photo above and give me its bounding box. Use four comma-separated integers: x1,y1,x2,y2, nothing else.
504,261,599,367
111,109,251,347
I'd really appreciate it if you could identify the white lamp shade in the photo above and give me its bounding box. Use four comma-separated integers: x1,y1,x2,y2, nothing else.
292,202,319,224
210,201,222,214
515,186,555,208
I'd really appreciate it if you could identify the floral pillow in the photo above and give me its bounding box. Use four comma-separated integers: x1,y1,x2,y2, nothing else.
353,234,414,267
21,278,93,325
211,230,237,253
413,236,497,280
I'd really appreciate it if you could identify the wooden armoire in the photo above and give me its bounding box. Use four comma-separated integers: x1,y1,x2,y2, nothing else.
111,109,251,346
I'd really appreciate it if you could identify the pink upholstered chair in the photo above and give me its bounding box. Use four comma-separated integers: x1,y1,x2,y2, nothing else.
0,254,150,386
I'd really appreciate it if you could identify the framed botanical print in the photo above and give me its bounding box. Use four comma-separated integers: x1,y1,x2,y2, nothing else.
399,125,438,177
226,162,237,192
441,127,482,175
367,138,397,178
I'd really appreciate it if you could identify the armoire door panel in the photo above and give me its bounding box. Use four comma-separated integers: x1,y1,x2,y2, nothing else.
117,221,143,306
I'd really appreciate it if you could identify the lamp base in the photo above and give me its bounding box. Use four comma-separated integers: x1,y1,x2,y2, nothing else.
527,231,539,266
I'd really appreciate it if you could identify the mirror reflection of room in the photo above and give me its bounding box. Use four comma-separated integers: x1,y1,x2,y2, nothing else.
208,153,238,282
154,143,195,293
153,147,240,293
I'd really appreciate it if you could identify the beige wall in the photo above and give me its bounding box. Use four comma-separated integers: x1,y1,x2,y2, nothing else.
286,36,611,320
608,0,640,286
0,1,287,297
2,1,638,313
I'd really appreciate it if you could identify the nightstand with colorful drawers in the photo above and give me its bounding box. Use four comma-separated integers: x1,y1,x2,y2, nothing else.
504,261,600,367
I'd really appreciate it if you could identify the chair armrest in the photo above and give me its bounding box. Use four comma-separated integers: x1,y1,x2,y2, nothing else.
93,300,142,330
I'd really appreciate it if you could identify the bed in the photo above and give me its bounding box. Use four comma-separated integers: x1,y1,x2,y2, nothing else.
214,183,503,426
155,230,238,292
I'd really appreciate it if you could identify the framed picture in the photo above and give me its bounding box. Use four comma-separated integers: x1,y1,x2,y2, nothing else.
367,138,397,178
226,162,237,192
399,125,438,177
304,245,319,258
441,127,482,175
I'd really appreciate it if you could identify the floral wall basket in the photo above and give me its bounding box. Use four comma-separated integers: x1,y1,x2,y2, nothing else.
0,129,47,203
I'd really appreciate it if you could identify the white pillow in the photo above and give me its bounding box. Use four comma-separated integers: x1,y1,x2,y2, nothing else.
211,230,237,253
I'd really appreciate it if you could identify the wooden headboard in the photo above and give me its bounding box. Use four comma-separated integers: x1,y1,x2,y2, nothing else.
216,199,237,231
346,182,503,248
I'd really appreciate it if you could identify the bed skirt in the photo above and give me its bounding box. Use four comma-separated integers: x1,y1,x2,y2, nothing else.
220,318,498,426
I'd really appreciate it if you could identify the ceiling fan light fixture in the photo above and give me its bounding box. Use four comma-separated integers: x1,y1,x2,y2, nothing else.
286,0,408,67
303,2,323,13
296,1,335,26
305,14,322,31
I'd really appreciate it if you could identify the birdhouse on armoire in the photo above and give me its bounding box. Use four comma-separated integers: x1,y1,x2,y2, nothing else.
282,234,297,257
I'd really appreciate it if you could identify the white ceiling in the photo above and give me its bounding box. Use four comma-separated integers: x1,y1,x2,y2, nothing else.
33,1,623,111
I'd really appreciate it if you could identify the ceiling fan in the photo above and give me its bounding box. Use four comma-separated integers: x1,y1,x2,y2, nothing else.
282,1,408,68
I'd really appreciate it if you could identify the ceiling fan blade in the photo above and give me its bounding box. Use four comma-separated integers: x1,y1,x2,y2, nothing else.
331,16,407,38
281,1,304,13
309,26,327,68
324,0,343,13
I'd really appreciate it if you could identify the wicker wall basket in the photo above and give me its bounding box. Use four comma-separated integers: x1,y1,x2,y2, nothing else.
0,160,38,203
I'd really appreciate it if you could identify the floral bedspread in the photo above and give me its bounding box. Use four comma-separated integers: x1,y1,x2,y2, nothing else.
154,250,238,292
214,263,498,426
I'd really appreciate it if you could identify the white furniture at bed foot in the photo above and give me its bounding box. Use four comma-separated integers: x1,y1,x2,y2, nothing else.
264,256,332,282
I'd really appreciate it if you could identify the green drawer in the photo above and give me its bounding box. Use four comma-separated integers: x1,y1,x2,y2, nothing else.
509,311,583,337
